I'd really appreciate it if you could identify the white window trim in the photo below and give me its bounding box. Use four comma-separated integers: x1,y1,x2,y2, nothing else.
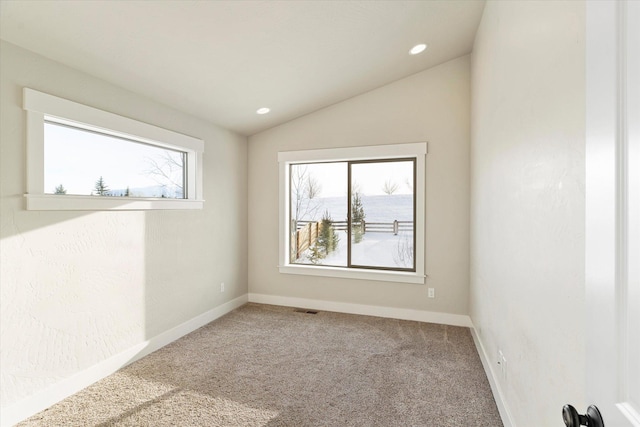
278,142,427,284
23,88,204,211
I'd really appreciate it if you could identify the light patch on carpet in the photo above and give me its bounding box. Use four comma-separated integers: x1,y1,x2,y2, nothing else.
20,372,279,427
16,303,503,427
100,386,280,427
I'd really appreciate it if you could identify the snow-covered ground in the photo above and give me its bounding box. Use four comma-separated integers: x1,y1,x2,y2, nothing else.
296,230,413,269
298,194,412,223
293,193,414,269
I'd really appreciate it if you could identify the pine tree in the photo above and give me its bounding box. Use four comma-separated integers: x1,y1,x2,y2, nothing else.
124,186,130,197
94,176,109,196
316,210,339,256
54,184,67,195
308,243,323,264
351,191,366,243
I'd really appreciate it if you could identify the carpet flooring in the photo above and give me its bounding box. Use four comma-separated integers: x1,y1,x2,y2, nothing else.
18,303,503,426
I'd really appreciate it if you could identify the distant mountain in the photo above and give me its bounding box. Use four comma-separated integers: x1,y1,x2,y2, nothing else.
107,185,183,199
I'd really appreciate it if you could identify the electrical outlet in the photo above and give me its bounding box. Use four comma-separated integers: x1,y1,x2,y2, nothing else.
428,288,435,298
220,282,225,293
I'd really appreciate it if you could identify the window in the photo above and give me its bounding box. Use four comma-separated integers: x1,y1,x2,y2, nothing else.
279,143,426,284
23,88,204,210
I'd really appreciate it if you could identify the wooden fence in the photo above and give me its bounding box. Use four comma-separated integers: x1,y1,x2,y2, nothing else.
293,221,322,258
291,219,413,260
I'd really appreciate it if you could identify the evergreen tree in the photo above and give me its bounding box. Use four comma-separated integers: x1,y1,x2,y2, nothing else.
351,191,366,243
94,176,109,196
124,186,130,197
316,210,339,256
54,184,67,195
308,242,323,264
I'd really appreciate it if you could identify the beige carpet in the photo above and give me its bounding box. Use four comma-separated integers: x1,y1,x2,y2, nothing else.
18,303,503,426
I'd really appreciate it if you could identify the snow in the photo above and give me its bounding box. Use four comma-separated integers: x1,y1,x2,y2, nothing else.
293,193,414,269
296,230,413,269
298,194,412,223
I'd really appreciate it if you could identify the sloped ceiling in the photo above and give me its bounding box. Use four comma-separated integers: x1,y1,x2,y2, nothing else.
0,0,485,136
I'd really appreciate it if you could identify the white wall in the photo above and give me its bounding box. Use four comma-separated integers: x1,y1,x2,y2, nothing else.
470,2,585,426
248,56,470,318
0,41,248,416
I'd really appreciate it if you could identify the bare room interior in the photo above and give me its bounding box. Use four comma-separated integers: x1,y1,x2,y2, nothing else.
1,1,638,427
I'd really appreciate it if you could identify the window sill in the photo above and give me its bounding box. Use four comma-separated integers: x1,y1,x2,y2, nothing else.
24,194,204,211
278,264,425,284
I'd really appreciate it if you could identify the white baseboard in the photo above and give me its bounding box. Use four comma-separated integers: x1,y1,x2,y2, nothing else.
4,296,508,427
248,293,472,327
248,295,512,424
1,295,248,427
470,325,515,427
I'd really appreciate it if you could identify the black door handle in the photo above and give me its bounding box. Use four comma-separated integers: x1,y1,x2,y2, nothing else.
562,404,605,427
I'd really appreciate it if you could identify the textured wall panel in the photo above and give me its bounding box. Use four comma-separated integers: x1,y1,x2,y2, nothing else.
0,41,249,410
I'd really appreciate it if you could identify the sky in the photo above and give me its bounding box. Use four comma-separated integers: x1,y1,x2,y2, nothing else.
45,120,413,199
44,122,184,195
292,160,414,198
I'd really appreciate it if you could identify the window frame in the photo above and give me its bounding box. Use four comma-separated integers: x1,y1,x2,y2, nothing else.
23,88,204,211
278,143,426,284
347,158,417,272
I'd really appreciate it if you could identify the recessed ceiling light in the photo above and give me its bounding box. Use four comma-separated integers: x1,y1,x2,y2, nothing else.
409,44,427,55
256,107,270,115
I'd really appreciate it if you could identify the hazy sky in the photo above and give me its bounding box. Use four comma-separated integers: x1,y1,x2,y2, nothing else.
292,160,413,198
45,120,413,199
44,122,183,195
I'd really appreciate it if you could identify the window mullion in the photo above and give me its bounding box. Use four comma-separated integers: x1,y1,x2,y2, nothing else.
347,161,353,268
288,164,294,264
412,159,417,271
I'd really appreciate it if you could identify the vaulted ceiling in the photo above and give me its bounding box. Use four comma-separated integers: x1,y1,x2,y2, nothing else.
0,0,485,136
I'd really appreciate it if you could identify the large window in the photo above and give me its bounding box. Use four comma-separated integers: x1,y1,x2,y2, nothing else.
23,88,204,210
279,143,426,284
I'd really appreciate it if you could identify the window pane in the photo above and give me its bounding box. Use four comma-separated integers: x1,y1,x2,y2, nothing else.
349,160,415,270
290,162,347,266
44,121,186,198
